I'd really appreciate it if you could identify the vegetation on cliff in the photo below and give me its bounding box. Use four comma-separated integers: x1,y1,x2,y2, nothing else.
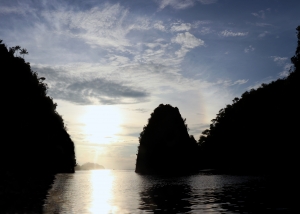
197,26,300,173
135,104,198,174
0,40,76,174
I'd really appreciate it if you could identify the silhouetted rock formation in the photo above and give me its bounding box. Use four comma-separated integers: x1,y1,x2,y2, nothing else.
0,40,77,211
76,162,105,170
135,104,198,174
197,26,300,174
0,40,76,174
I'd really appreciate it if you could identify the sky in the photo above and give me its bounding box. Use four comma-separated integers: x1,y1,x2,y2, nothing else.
1,0,299,169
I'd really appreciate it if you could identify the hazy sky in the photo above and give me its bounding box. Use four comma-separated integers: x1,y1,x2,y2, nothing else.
1,0,299,169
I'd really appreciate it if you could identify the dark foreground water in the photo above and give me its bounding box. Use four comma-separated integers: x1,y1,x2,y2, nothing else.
43,170,294,213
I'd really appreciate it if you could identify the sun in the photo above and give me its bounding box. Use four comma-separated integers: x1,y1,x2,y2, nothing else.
79,105,122,145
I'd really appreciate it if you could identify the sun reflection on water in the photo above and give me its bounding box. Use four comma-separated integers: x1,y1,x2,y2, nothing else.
89,170,119,214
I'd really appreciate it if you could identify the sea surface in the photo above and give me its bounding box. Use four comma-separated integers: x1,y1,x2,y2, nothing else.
43,170,293,213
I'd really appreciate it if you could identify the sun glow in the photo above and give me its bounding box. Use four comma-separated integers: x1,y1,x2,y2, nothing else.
79,105,122,145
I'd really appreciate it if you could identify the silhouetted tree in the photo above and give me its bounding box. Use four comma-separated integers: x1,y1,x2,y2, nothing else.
197,26,300,174
291,26,300,70
20,48,28,59
135,104,198,174
14,45,21,56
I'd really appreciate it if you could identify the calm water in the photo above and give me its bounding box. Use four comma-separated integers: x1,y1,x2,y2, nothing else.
43,170,293,213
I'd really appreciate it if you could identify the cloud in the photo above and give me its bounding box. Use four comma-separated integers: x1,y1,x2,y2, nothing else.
258,31,269,37
153,21,166,31
171,32,205,57
169,21,210,32
251,10,265,19
233,79,248,85
172,33,205,57
192,20,211,27
0,1,242,127
220,30,248,37
255,23,272,27
270,56,292,77
216,79,248,87
170,22,192,32
279,64,292,77
199,27,213,34
40,4,150,51
157,0,195,10
198,0,218,4
0,6,24,14
68,79,148,99
156,0,217,10
108,55,131,66
33,66,150,105
0,4,35,15
244,45,255,53
131,108,149,113
270,56,288,65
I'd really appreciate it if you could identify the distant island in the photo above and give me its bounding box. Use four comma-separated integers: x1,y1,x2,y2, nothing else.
75,162,105,171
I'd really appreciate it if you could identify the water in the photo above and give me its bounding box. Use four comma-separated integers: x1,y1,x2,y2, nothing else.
43,170,294,213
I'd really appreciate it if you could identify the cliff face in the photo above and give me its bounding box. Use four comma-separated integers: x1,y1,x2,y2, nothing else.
135,104,198,174
0,41,76,174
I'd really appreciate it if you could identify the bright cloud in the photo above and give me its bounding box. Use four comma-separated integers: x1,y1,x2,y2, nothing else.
156,0,217,10
271,56,288,65
153,21,166,31
171,32,205,57
40,4,150,51
233,79,248,85
221,30,248,37
216,79,248,87
157,0,195,10
171,22,192,32
172,32,204,48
